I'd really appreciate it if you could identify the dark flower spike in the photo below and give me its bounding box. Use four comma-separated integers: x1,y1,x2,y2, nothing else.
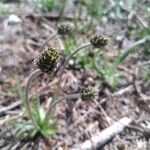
36,48,61,73
81,86,98,101
58,24,71,35
90,35,108,48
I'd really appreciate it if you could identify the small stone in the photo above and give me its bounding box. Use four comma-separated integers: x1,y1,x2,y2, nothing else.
137,140,146,149
135,107,140,114
116,35,124,48
68,59,74,66
7,14,22,26
3,56,17,68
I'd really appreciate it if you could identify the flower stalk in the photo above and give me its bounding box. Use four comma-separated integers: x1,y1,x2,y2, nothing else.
25,69,42,129
52,42,91,103
45,93,80,120
58,42,91,85
24,48,61,129
40,33,58,50
40,24,71,50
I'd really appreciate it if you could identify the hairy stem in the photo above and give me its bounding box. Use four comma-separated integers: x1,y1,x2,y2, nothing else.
57,43,91,92
40,32,58,51
45,93,80,120
25,69,42,129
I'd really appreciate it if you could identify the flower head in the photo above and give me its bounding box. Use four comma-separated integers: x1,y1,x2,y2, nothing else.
58,24,71,35
81,86,98,101
36,48,61,73
90,35,108,48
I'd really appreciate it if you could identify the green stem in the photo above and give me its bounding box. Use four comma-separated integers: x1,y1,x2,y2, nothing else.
111,36,150,74
25,69,42,129
45,93,80,121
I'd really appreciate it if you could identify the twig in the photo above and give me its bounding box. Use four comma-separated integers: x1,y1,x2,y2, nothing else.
112,84,135,96
25,13,85,21
71,117,132,150
120,6,148,28
135,15,148,28
93,98,145,136
0,91,15,97
0,101,21,114
118,65,135,75
135,81,150,101
99,85,135,104
0,112,23,126
93,99,112,125
99,81,143,104
4,110,22,115
136,60,150,67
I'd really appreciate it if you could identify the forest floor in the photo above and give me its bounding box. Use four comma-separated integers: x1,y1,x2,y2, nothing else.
0,1,150,150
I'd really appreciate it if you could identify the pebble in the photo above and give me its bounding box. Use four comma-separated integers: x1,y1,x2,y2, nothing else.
7,14,22,25
135,107,140,114
3,14,23,42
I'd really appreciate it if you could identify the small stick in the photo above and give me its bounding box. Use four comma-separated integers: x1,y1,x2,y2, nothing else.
112,84,135,96
136,60,150,67
71,117,132,150
135,81,150,101
0,112,23,126
0,91,15,97
26,13,85,21
93,99,112,125
0,101,21,114
99,85,135,105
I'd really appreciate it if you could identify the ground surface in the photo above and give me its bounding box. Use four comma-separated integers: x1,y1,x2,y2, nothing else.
0,1,150,150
